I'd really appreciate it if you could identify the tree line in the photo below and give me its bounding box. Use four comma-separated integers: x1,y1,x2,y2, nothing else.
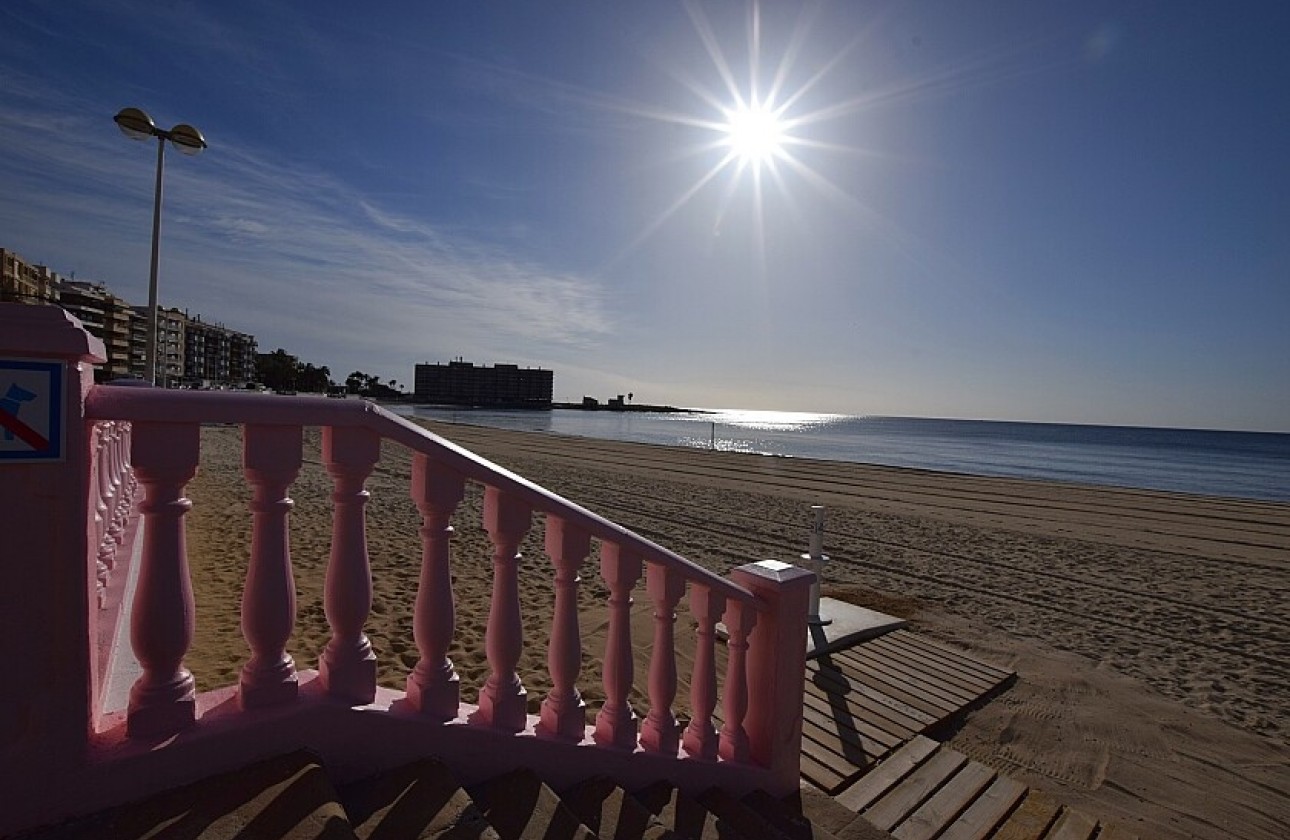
255,349,402,399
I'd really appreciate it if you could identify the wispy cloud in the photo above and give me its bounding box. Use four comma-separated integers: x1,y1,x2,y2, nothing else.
0,70,613,374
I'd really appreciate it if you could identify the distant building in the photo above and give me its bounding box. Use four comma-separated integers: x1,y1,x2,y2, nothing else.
1,248,61,304
414,359,553,408
183,314,257,388
58,281,138,380
3,242,257,387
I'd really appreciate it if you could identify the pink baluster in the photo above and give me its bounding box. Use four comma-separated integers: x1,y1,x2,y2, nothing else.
98,423,119,551
127,421,200,737
540,517,591,740
406,455,466,720
718,599,756,762
594,543,642,749
318,426,380,704
239,424,304,709
121,421,138,501
114,421,135,516
92,425,110,607
474,486,532,732
107,422,127,543
682,585,724,760
640,563,685,754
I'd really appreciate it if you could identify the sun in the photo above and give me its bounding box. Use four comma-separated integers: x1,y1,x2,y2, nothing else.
723,101,786,166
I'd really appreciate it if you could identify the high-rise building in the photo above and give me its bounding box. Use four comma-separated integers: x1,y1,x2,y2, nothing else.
414,359,553,408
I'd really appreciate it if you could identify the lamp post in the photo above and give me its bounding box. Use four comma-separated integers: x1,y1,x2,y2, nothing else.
114,107,207,385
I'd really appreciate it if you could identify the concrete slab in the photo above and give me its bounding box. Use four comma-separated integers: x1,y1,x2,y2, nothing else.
805,598,907,659
717,597,906,658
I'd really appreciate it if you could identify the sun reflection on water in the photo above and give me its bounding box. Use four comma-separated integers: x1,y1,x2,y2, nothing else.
686,408,846,432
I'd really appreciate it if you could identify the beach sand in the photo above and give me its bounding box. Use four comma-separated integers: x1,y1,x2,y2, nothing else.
180,421,1289,840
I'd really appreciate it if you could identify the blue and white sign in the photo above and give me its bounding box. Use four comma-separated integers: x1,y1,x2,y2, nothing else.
0,359,65,462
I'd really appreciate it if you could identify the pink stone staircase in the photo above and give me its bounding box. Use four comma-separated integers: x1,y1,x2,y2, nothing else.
0,303,814,837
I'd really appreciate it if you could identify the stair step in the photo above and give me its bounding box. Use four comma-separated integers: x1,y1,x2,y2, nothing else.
468,767,598,840
561,777,678,840
21,750,356,840
741,787,891,840
340,757,499,840
633,781,744,840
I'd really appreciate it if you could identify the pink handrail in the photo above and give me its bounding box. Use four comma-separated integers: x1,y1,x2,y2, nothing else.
84,387,760,608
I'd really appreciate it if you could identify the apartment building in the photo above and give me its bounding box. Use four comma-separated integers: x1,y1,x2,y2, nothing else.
183,315,257,387
414,359,553,408
58,281,137,380
134,306,189,386
1,248,61,304
3,242,258,387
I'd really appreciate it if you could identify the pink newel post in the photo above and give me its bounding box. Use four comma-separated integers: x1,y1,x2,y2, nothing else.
594,543,642,749
640,562,685,755
540,517,591,740
732,560,813,795
128,421,201,737
239,424,304,709
0,304,104,809
475,486,532,732
407,454,466,720
319,425,380,705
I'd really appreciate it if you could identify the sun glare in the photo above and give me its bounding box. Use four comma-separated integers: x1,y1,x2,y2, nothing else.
724,102,786,165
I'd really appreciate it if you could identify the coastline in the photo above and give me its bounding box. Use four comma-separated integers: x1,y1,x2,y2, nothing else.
388,404,1290,503
182,421,1290,839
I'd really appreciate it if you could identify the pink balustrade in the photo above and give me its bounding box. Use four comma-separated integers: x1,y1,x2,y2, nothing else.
0,302,812,837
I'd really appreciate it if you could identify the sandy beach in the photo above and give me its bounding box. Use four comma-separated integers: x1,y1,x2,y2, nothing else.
180,421,1289,840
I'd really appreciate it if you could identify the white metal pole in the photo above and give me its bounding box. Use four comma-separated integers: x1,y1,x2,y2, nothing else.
802,504,831,625
144,136,166,385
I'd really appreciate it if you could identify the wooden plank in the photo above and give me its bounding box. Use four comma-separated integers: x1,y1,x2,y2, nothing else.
801,693,903,757
855,639,1007,698
840,647,997,702
817,660,962,721
798,743,852,793
935,775,1028,840
806,663,938,730
992,789,1062,840
835,736,940,813
878,631,1013,682
834,647,981,708
804,669,930,738
1044,807,1099,840
891,761,997,840
872,632,1013,686
799,720,875,783
862,748,969,831
846,636,1007,695
1094,823,1140,840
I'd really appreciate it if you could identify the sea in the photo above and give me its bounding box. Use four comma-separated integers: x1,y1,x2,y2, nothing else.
390,406,1290,503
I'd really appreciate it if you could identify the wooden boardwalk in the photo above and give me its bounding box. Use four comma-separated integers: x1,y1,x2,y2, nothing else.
800,629,1015,793
836,736,1136,840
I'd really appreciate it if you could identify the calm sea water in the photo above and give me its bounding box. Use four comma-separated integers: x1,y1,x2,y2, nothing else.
391,406,1290,502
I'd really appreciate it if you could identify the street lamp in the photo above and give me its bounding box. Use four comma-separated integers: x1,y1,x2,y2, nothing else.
114,107,207,385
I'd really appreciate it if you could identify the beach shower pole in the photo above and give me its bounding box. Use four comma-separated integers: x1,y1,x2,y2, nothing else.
802,505,831,625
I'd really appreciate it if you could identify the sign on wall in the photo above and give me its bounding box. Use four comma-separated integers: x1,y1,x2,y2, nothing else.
0,359,65,463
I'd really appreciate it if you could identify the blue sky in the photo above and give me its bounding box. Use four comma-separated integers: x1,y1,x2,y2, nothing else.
1,1,1286,431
